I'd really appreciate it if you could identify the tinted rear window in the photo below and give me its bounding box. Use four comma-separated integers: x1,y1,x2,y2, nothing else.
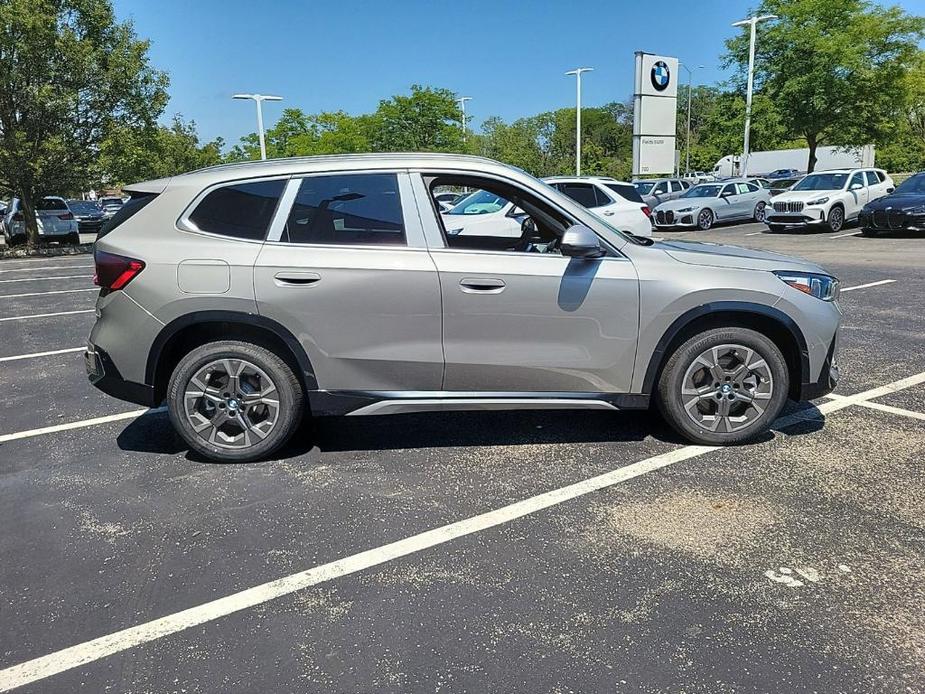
556,182,599,208
97,193,158,240
188,179,285,241
605,184,644,203
40,198,68,211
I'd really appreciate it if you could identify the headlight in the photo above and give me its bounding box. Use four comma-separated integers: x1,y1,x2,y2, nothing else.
774,271,839,301
907,205,925,214
806,197,829,206
676,206,695,213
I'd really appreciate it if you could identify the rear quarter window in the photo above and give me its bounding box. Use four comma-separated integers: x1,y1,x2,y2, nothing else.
605,184,644,204
187,179,285,241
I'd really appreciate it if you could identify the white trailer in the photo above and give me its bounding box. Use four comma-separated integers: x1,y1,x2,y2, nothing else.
713,145,875,178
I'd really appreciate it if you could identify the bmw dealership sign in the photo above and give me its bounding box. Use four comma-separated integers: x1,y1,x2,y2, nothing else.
633,52,679,176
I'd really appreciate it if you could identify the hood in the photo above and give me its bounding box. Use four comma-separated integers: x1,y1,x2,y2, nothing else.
864,192,925,211
773,189,839,202
655,239,828,273
654,197,710,212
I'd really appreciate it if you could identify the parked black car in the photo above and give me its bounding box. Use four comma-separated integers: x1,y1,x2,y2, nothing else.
66,200,106,235
859,172,925,236
766,168,802,179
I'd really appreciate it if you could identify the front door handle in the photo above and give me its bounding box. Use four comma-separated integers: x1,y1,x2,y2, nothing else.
602,210,615,216
274,271,321,286
459,277,506,294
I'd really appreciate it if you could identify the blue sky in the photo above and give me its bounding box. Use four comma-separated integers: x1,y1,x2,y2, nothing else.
113,0,925,148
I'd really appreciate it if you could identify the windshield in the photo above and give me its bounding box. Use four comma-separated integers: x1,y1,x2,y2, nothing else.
793,173,848,191
633,181,655,195
681,184,722,199
68,200,101,214
101,198,123,206
894,173,925,194
445,189,509,215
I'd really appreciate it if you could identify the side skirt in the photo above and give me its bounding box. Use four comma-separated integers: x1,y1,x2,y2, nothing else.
308,391,650,417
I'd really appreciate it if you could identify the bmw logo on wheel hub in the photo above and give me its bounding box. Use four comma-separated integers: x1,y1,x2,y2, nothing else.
650,61,670,91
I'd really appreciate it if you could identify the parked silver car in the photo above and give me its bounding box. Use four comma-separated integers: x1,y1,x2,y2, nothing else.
632,178,691,209
86,154,841,462
652,179,772,230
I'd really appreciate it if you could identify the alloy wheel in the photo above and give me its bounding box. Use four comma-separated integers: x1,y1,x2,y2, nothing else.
698,209,714,230
754,202,766,222
680,343,773,433
183,358,280,449
829,207,844,232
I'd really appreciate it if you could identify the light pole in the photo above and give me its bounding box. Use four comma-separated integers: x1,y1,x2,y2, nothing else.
732,14,776,176
457,96,472,143
679,63,705,178
233,93,283,160
565,67,593,176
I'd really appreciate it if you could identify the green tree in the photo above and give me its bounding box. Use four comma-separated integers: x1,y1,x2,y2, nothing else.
99,116,223,186
0,0,168,244
370,85,466,152
724,0,925,172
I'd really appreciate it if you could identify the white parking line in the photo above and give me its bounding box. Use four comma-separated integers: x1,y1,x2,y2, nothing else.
0,263,93,274
827,394,925,422
1,371,923,691
0,347,84,363
0,408,163,444
0,309,94,322
0,274,90,284
840,279,896,292
745,231,763,236
829,232,859,239
0,288,97,299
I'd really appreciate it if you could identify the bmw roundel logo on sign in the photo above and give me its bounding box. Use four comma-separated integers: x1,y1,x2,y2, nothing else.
650,60,670,91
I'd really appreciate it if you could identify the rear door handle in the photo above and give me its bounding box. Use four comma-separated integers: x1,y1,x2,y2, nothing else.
459,277,506,294
274,271,321,286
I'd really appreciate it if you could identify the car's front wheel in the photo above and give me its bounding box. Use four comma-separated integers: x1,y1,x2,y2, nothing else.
697,209,714,230
753,201,767,223
656,328,789,445
826,205,845,232
167,340,304,462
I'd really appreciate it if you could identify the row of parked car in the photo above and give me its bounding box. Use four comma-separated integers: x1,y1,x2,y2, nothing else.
0,196,124,245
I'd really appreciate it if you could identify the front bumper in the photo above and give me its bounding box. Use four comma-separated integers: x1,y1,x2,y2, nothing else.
859,209,925,233
766,208,827,227
652,209,697,228
86,343,157,407
799,333,839,400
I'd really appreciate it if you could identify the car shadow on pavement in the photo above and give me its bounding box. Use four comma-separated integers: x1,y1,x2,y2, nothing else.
115,401,827,462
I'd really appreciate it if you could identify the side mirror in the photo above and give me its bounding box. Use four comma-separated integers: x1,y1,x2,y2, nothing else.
887,187,895,193
850,182,863,190
560,224,604,258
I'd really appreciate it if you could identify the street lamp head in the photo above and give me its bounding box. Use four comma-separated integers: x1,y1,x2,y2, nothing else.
232,93,255,100
565,67,594,77
732,14,777,27
457,96,472,104
260,95,283,102
232,93,283,102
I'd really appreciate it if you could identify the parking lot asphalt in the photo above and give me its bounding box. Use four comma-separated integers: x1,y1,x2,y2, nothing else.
1,224,923,693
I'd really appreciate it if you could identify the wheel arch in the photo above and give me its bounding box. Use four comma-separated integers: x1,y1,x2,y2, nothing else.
641,302,808,400
146,311,317,405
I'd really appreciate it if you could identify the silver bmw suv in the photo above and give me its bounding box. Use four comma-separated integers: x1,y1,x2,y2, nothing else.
86,154,841,462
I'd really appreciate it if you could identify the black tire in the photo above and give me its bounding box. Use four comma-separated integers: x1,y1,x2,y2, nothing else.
826,205,845,232
167,340,304,462
753,201,767,223
697,208,714,230
66,232,81,245
656,327,789,445
7,234,25,247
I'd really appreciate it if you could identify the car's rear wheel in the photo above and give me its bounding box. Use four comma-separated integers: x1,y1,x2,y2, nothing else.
697,209,714,230
66,232,81,245
656,328,789,445
167,340,304,462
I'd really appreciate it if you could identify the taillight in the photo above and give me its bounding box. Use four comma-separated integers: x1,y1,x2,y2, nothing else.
641,206,651,218
59,212,74,221
94,250,145,291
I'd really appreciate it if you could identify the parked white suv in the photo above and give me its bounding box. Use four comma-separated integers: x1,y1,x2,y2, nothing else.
442,176,652,238
545,176,652,238
766,168,894,232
